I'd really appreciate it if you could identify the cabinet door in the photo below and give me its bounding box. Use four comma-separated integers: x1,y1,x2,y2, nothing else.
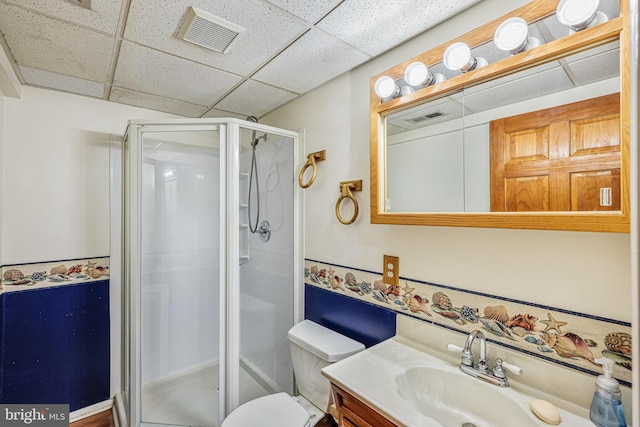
331,384,398,427
490,93,620,212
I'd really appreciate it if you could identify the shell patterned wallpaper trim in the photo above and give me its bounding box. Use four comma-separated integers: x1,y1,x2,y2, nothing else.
305,259,632,387
1,256,110,294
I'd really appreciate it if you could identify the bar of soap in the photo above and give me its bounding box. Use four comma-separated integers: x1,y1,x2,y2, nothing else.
530,399,561,425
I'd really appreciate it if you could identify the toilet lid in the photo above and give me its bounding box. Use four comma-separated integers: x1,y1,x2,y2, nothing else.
221,393,310,427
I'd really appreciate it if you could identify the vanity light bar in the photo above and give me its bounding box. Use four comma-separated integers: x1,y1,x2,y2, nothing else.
376,0,611,102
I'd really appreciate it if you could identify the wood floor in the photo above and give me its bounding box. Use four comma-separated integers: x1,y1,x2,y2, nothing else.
70,410,114,427
69,409,337,427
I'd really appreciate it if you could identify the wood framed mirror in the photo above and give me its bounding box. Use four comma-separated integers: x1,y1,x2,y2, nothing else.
370,0,630,232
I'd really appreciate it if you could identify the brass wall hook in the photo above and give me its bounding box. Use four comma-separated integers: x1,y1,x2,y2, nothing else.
336,180,363,225
298,150,326,188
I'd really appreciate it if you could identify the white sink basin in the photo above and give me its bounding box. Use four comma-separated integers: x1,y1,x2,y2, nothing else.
396,365,539,427
321,337,593,427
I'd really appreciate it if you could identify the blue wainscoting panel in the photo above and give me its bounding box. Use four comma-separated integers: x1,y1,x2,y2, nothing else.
1,281,110,411
305,284,396,348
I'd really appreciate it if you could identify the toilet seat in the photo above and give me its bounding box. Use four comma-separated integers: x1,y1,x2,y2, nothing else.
221,392,310,427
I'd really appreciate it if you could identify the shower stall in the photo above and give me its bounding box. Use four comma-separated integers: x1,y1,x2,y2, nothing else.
116,119,302,427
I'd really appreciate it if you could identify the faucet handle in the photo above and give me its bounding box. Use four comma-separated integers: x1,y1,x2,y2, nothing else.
448,343,473,367
447,344,464,353
501,360,523,375
493,358,523,378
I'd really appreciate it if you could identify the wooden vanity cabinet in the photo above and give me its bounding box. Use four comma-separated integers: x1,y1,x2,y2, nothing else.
331,384,399,427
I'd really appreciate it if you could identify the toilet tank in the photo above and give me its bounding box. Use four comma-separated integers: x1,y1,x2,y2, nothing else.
287,320,365,411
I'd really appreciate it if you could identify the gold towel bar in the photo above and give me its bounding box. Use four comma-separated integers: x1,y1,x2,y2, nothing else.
298,150,326,188
336,180,363,225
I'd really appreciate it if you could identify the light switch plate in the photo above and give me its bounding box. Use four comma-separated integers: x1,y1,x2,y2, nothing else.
383,255,399,286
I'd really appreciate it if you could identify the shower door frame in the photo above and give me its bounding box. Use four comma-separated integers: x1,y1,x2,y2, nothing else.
122,119,303,427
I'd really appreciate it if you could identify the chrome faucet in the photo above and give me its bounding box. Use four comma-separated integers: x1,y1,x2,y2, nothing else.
462,330,488,373
448,330,523,388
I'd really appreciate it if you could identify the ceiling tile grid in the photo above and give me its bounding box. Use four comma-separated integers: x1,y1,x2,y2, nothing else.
252,28,371,94
2,0,122,34
0,0,490,118
201,107,245,120
0,3,114,82
264,0,344,23
214,79,298,118
316,0,481,56
109,86,208,117
19,66,106,98
113,41,243,106
124,0,309,76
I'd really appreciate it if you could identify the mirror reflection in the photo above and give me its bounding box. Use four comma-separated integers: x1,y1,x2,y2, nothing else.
385,12,620,213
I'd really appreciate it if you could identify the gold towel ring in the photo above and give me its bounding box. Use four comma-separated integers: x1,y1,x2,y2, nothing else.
298,150,326,188
336,180,363,225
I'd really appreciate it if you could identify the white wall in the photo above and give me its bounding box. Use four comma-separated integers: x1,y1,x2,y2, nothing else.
2,86,176,264
1,85,177,399
387,130,465,212
263,0,631,323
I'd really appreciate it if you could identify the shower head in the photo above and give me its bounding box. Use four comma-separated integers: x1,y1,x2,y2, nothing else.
246,115,259,147
251,133,267,148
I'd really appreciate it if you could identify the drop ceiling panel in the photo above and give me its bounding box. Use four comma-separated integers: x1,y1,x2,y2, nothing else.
317,0,481,56
464,59,560,96
20,66,105,98
463,66,575,112
215,79,297,118
253,28,371,94
0,0,499,118
564,47,620,86
3,0,122,34
265,0,343,23
202,108,245,120
124,0,309,76
109,86,208,117
113,41,243,106
0,3,113,82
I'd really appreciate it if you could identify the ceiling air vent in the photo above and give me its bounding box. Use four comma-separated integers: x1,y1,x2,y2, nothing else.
407,111,446,124
177,7,244,54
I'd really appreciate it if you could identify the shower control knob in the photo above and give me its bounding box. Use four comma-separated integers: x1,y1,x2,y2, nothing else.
259,220,271,242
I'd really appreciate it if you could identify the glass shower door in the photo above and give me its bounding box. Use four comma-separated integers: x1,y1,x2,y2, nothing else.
236,127,296,406
135,127,223,427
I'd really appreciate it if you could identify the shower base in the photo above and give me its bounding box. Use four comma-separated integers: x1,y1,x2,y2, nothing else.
141,361,272,427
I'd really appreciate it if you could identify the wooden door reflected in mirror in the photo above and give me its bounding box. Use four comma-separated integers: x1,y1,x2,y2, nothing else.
490,93,621,212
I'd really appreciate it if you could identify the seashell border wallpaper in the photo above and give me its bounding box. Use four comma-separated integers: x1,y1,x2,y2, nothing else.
304,258,632,387
1,256,110,294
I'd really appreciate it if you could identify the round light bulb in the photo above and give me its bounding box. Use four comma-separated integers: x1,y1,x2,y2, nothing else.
556,0,600,30
374,76,399,98
404,62,432,86
494,17,529,53
443,42,473,72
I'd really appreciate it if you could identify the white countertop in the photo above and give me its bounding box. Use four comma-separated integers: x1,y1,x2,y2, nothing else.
321,336,595,427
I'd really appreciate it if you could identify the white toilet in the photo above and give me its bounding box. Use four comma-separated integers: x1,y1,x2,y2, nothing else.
221,319,365,427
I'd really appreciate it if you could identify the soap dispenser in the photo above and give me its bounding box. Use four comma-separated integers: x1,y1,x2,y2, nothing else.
589,358,627,427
